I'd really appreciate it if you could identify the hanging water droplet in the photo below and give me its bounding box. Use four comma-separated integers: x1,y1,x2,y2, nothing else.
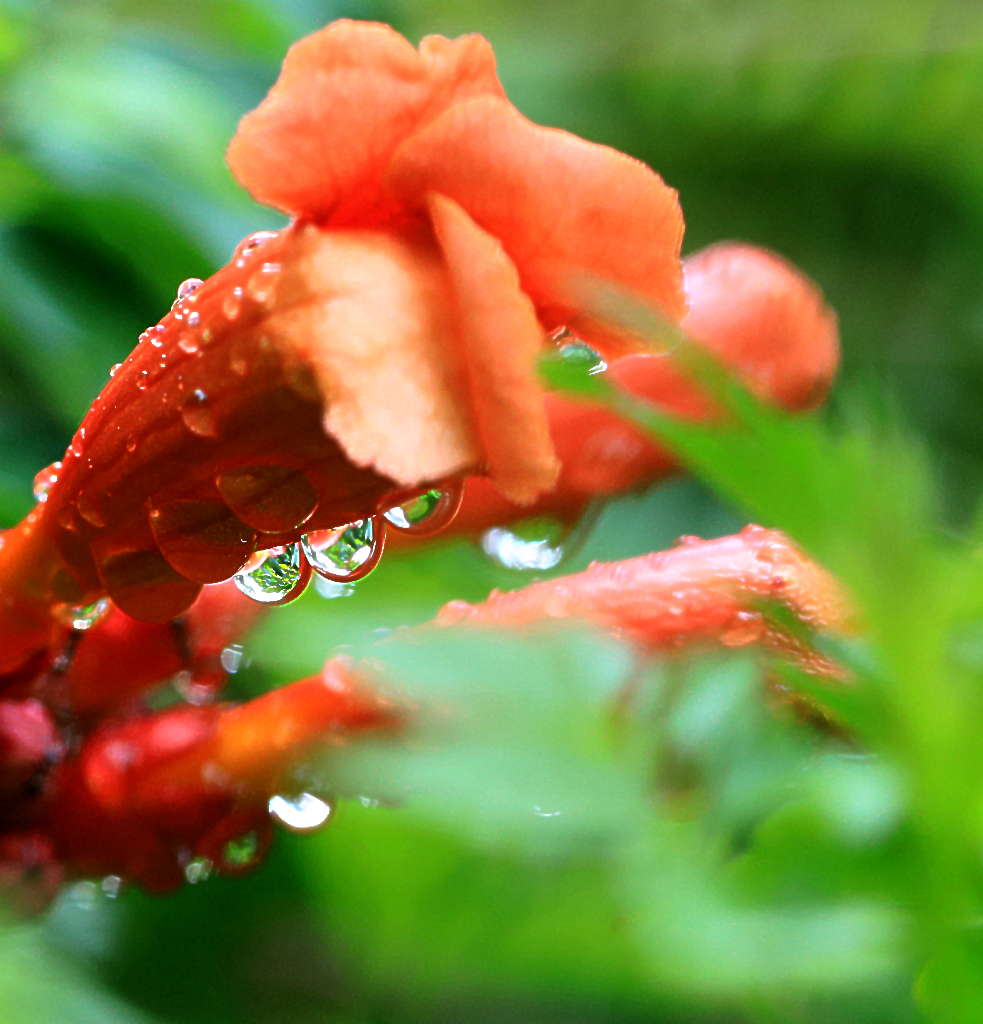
216,465,318,533
232,544,311,605
245,261,281,305
32,461,62,503
100,874,124,899
180,388,218,438
183,856,213,884
268,792,333,833
220,831,260,871
300,517,385,583
56,598,109,631
558,340,607,375
480,525,566,571
383,481,463,537
99,548,201,622
233,230,278,264
149,498,256,584
176,277,203,300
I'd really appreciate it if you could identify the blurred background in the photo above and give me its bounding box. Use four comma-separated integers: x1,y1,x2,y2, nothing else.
1,0,982,1020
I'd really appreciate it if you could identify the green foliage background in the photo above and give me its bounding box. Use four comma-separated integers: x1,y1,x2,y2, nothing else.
2,0,983,1020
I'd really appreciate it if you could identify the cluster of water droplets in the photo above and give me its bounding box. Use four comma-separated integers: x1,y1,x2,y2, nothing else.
230,481,464,606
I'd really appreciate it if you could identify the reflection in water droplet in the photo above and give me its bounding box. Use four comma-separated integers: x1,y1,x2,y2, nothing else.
268,793,333,833
383,482,463,537
216,465,318,533
301,517,385,584
33,461,62,503
184,856,213,884
221,831,260,871
180,388,218,438
149,498,256,584
233,544,311,605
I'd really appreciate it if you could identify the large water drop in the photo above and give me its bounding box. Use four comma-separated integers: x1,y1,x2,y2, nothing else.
216,465,318,534
180,388,218,438
149,499,256,584
268,793,333,833
300,517,385,583
232,544,311,605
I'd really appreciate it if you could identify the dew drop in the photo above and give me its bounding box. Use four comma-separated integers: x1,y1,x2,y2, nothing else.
76,492,107,528
558,340,607,375
301,517,385,584
149,498,256,584
99,548,201,622
32,461,62,503
183,856,213,885
245,261,281,305
56,598,109,631
720,610,766,648
233,230,278,263
480,525,566,572
135,370,150,391
177,333,199,355
176,277,203,300
180,388,218,438
216,465,318,533
108,362,122,378
268,792,333,833
222,286,244,321
233,544,311,605
220,831,260,872
383,481,463,537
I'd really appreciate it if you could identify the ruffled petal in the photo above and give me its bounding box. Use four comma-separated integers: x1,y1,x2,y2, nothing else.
269,223,480,487
427,193,558,504
387,96,685,351
227,21,503,224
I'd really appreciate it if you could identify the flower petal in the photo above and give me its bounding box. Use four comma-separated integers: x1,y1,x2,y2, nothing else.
227,20,503,224
387,96,685,350
428,193,559,504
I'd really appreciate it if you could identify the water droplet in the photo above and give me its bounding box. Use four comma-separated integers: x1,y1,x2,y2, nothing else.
100,874,124,898
76,492,107,528
674,534,702,547
233,544,311,605
245,261,281,305
32,461,62,503
177,333,199,355
301,517,385,583
180,388,218,438
233,230,278,263
383,482,463,537
480,525,566,572
220,831,260,871
149,498,256,583
126,436,139,454
183,856,213,884
109,362,122,378
216,465,318,533
99,548,201,622
149,331,165,348
268,792,333,833
229,343,250,376
176,277,203,300
558,341,607,375
219,643,246,674
136,370,150,390
222,286,244,320
720,610,766,648
56,598,109,631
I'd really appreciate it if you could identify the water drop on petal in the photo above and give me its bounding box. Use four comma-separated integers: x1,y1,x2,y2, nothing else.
233,230,278,263
245,261,280,305
180,388,218,438
176,277,203,300
76,492,107,528
32,461,62,503
383,481,463,537
268,793,333,833
149,499,256,584
216,465,318,533
183,856,213,884
720,610,766,647
558,341,607,375
301,517,385,583
222,286,244,321
233,544,310,605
